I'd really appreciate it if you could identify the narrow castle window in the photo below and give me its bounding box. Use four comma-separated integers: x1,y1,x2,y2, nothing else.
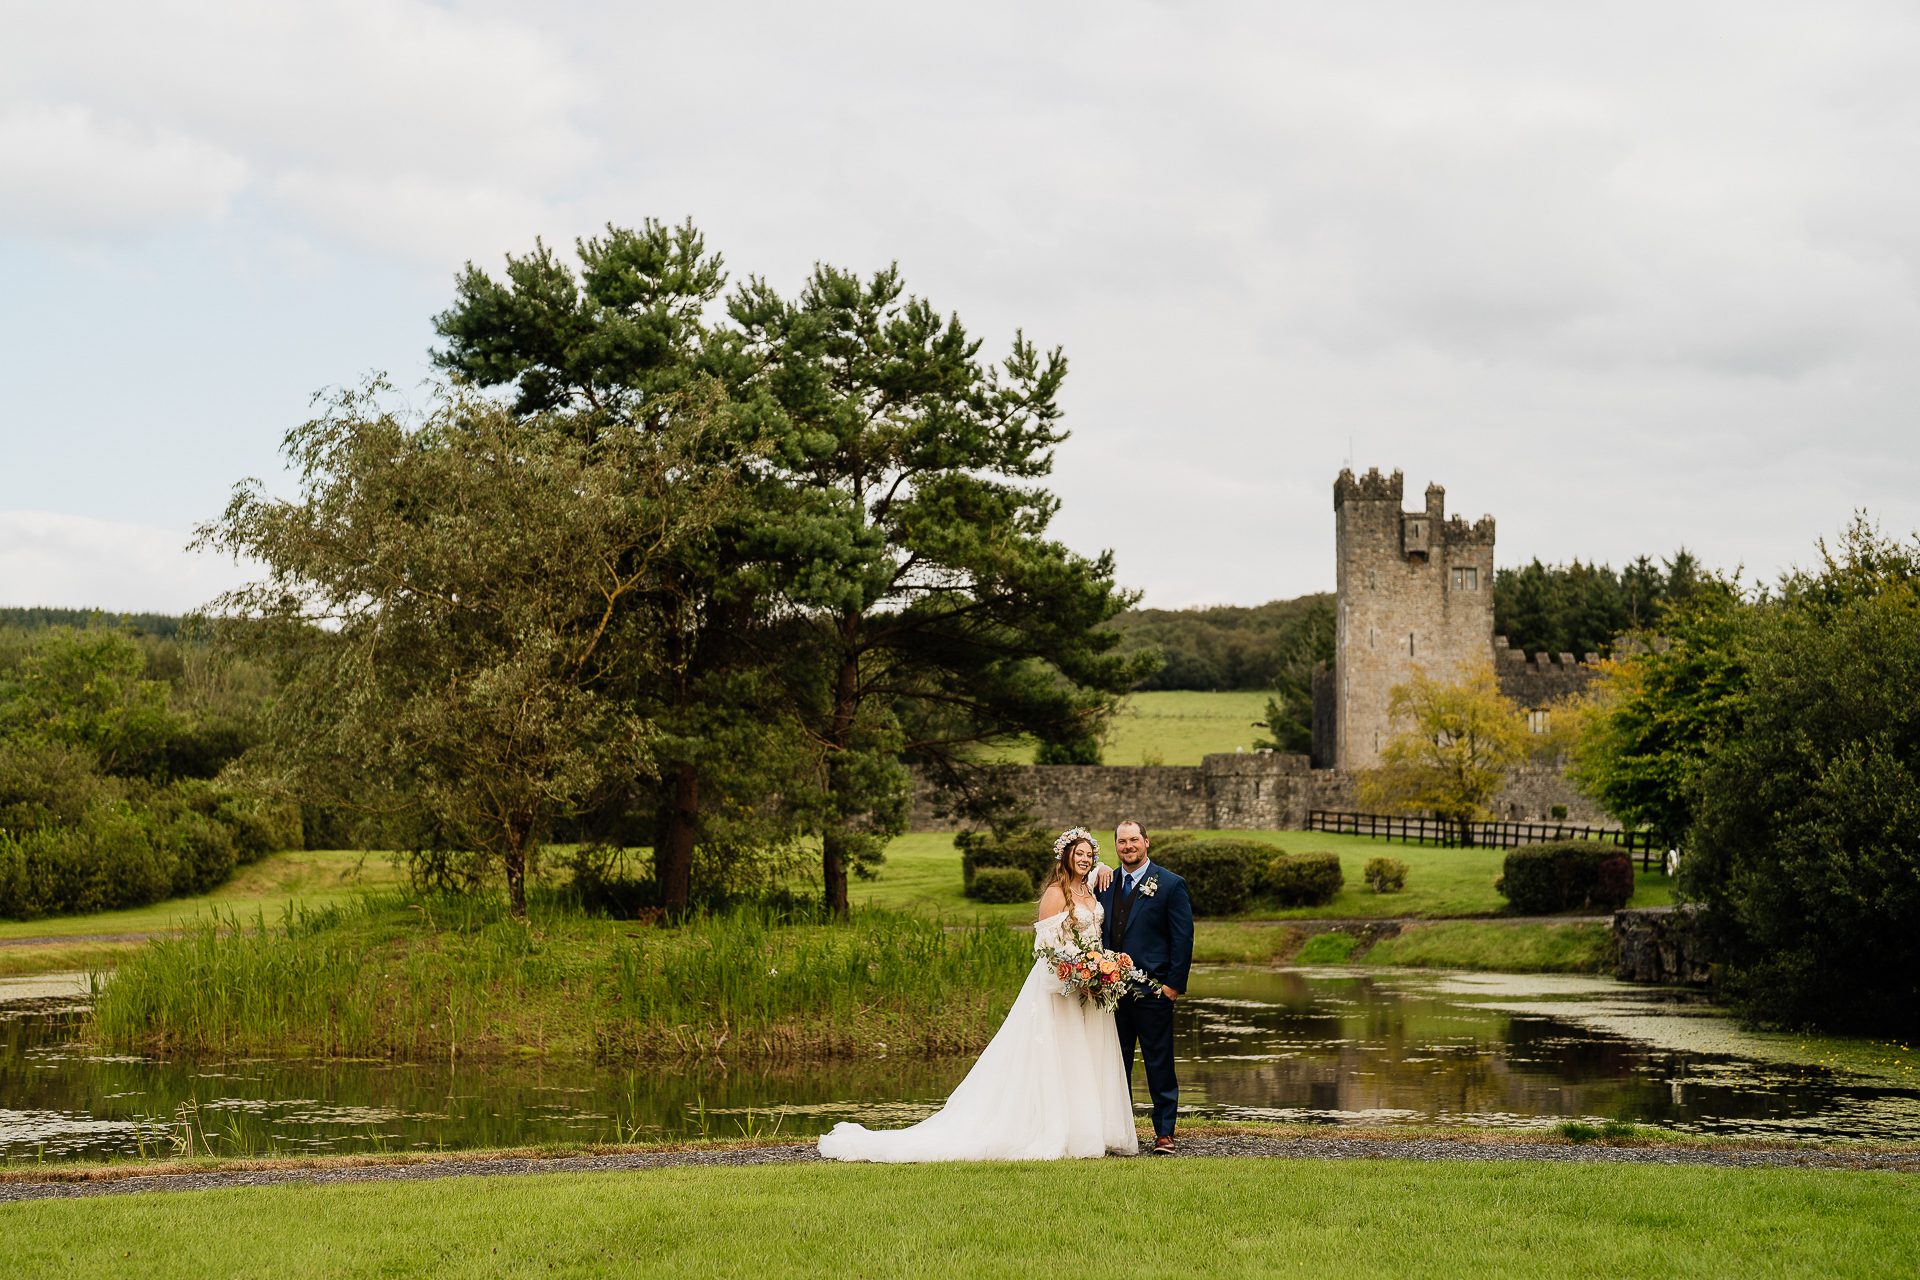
1409,632,1416,657
1369,627,1376,650
1368,569,1377,590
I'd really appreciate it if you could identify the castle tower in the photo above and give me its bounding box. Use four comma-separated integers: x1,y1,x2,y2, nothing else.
1323,468,1496,769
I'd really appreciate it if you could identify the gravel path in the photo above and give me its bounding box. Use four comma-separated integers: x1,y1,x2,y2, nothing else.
2,1136,1909,1203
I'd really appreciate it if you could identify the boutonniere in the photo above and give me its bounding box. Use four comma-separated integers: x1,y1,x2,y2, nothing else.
1139,876,1160,898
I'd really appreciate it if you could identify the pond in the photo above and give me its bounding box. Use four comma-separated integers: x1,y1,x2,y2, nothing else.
3,966,1914,1162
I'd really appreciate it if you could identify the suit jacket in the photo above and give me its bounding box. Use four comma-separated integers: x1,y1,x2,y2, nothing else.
1100,862,1194,995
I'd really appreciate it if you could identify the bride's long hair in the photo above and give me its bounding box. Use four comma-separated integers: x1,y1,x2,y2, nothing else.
1041,836,1096,907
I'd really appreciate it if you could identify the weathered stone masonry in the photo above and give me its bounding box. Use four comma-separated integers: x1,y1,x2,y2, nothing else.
1330,468,1495,770
908,753,1342,833
905,753,1603,833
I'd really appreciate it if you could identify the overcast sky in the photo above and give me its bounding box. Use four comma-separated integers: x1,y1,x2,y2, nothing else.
4,1,1917,614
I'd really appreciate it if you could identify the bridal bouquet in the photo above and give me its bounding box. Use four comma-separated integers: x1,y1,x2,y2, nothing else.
1038,921,1151,1012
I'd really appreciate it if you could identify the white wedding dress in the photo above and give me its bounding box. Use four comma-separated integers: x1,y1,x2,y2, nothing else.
817,900,1138,1161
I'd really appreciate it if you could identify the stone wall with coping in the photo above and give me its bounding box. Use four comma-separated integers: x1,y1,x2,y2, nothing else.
906,755,1602,833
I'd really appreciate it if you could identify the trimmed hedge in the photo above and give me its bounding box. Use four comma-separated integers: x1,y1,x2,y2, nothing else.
958,827,1057,896
1266,852,1344,907
1498,840,1635,914
970,866,1035,904
1148,838,1270,916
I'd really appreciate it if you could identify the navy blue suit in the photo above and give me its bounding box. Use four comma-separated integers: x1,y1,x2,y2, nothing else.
1099,861,1193,1137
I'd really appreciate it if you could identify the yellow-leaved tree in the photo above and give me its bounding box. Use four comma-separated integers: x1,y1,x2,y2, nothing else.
1357,660,1530,845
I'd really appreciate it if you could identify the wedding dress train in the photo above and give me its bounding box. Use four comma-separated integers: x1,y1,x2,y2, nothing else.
817,902,1139,1161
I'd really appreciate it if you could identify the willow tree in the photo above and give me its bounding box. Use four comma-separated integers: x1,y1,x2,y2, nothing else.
196,380,746,916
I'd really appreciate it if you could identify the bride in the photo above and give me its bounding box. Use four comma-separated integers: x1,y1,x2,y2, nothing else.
817,828,1139,1161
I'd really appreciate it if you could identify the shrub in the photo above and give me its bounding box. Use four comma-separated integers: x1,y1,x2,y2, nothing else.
970,866,1035,904
1266,851,1344,906
1150,838,1270,916
0,776,300,921
0,738,120,830
1498,840,1635,914
1363,856,1408,893
1551,805,1569,820
0,803,175,920
162,812,236,897
957,827,1055,894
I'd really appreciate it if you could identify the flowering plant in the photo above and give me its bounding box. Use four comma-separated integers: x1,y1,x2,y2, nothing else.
1037,915,1150,1012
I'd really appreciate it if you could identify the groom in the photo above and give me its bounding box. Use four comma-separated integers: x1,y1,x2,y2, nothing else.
1099,819,1193,1155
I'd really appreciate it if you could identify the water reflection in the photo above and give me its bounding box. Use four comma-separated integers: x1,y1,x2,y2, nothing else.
1174,967,1920,1141
2,966,1915,1162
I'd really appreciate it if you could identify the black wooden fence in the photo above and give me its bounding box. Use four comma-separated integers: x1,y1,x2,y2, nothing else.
1304,810,1667,870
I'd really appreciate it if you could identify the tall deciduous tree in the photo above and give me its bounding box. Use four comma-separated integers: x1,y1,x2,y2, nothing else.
1567,582,1749,842
1683,520,1920,1034
1357,661,1530,845
729,264,1154,914
197,381,746,916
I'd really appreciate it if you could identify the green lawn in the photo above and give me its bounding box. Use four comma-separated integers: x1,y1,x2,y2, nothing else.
0,848,401,945
858,831,1674,922
1107,690,1276,765
3,1159,1911,1278
1364,921,1614,972
984,690,1276,766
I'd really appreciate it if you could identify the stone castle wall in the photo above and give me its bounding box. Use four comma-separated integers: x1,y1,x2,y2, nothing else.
1494,636,1601,708
906,755,1600,834
1331,469,1495,769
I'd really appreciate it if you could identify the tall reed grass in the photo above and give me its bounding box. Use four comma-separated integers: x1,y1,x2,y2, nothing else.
90,893,1036,1062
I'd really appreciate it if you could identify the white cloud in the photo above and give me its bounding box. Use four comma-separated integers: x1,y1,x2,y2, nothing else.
0,103,248,239
5,0,1920,608
2,0,591,256
0,513,254,615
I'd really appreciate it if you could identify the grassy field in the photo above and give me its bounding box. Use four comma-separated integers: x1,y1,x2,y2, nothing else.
1363,921,1614,972
2,1158,1911,1278
985,690,1276,765
0,848,401,945
858,831,1675,923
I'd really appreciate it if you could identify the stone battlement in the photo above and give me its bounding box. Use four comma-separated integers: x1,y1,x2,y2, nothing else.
1333,467,1404,506
1440,514,1497,543
1493,635,1601,706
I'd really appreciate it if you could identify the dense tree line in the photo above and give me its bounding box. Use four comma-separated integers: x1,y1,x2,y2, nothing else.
0,608,185,639
1107,595,1332,692
1492,552,1708,658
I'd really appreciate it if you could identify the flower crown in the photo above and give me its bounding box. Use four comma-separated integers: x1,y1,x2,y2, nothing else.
1053,827,1099,861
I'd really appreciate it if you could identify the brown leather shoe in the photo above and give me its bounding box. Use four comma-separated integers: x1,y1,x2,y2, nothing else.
1152,1135,1176,1155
